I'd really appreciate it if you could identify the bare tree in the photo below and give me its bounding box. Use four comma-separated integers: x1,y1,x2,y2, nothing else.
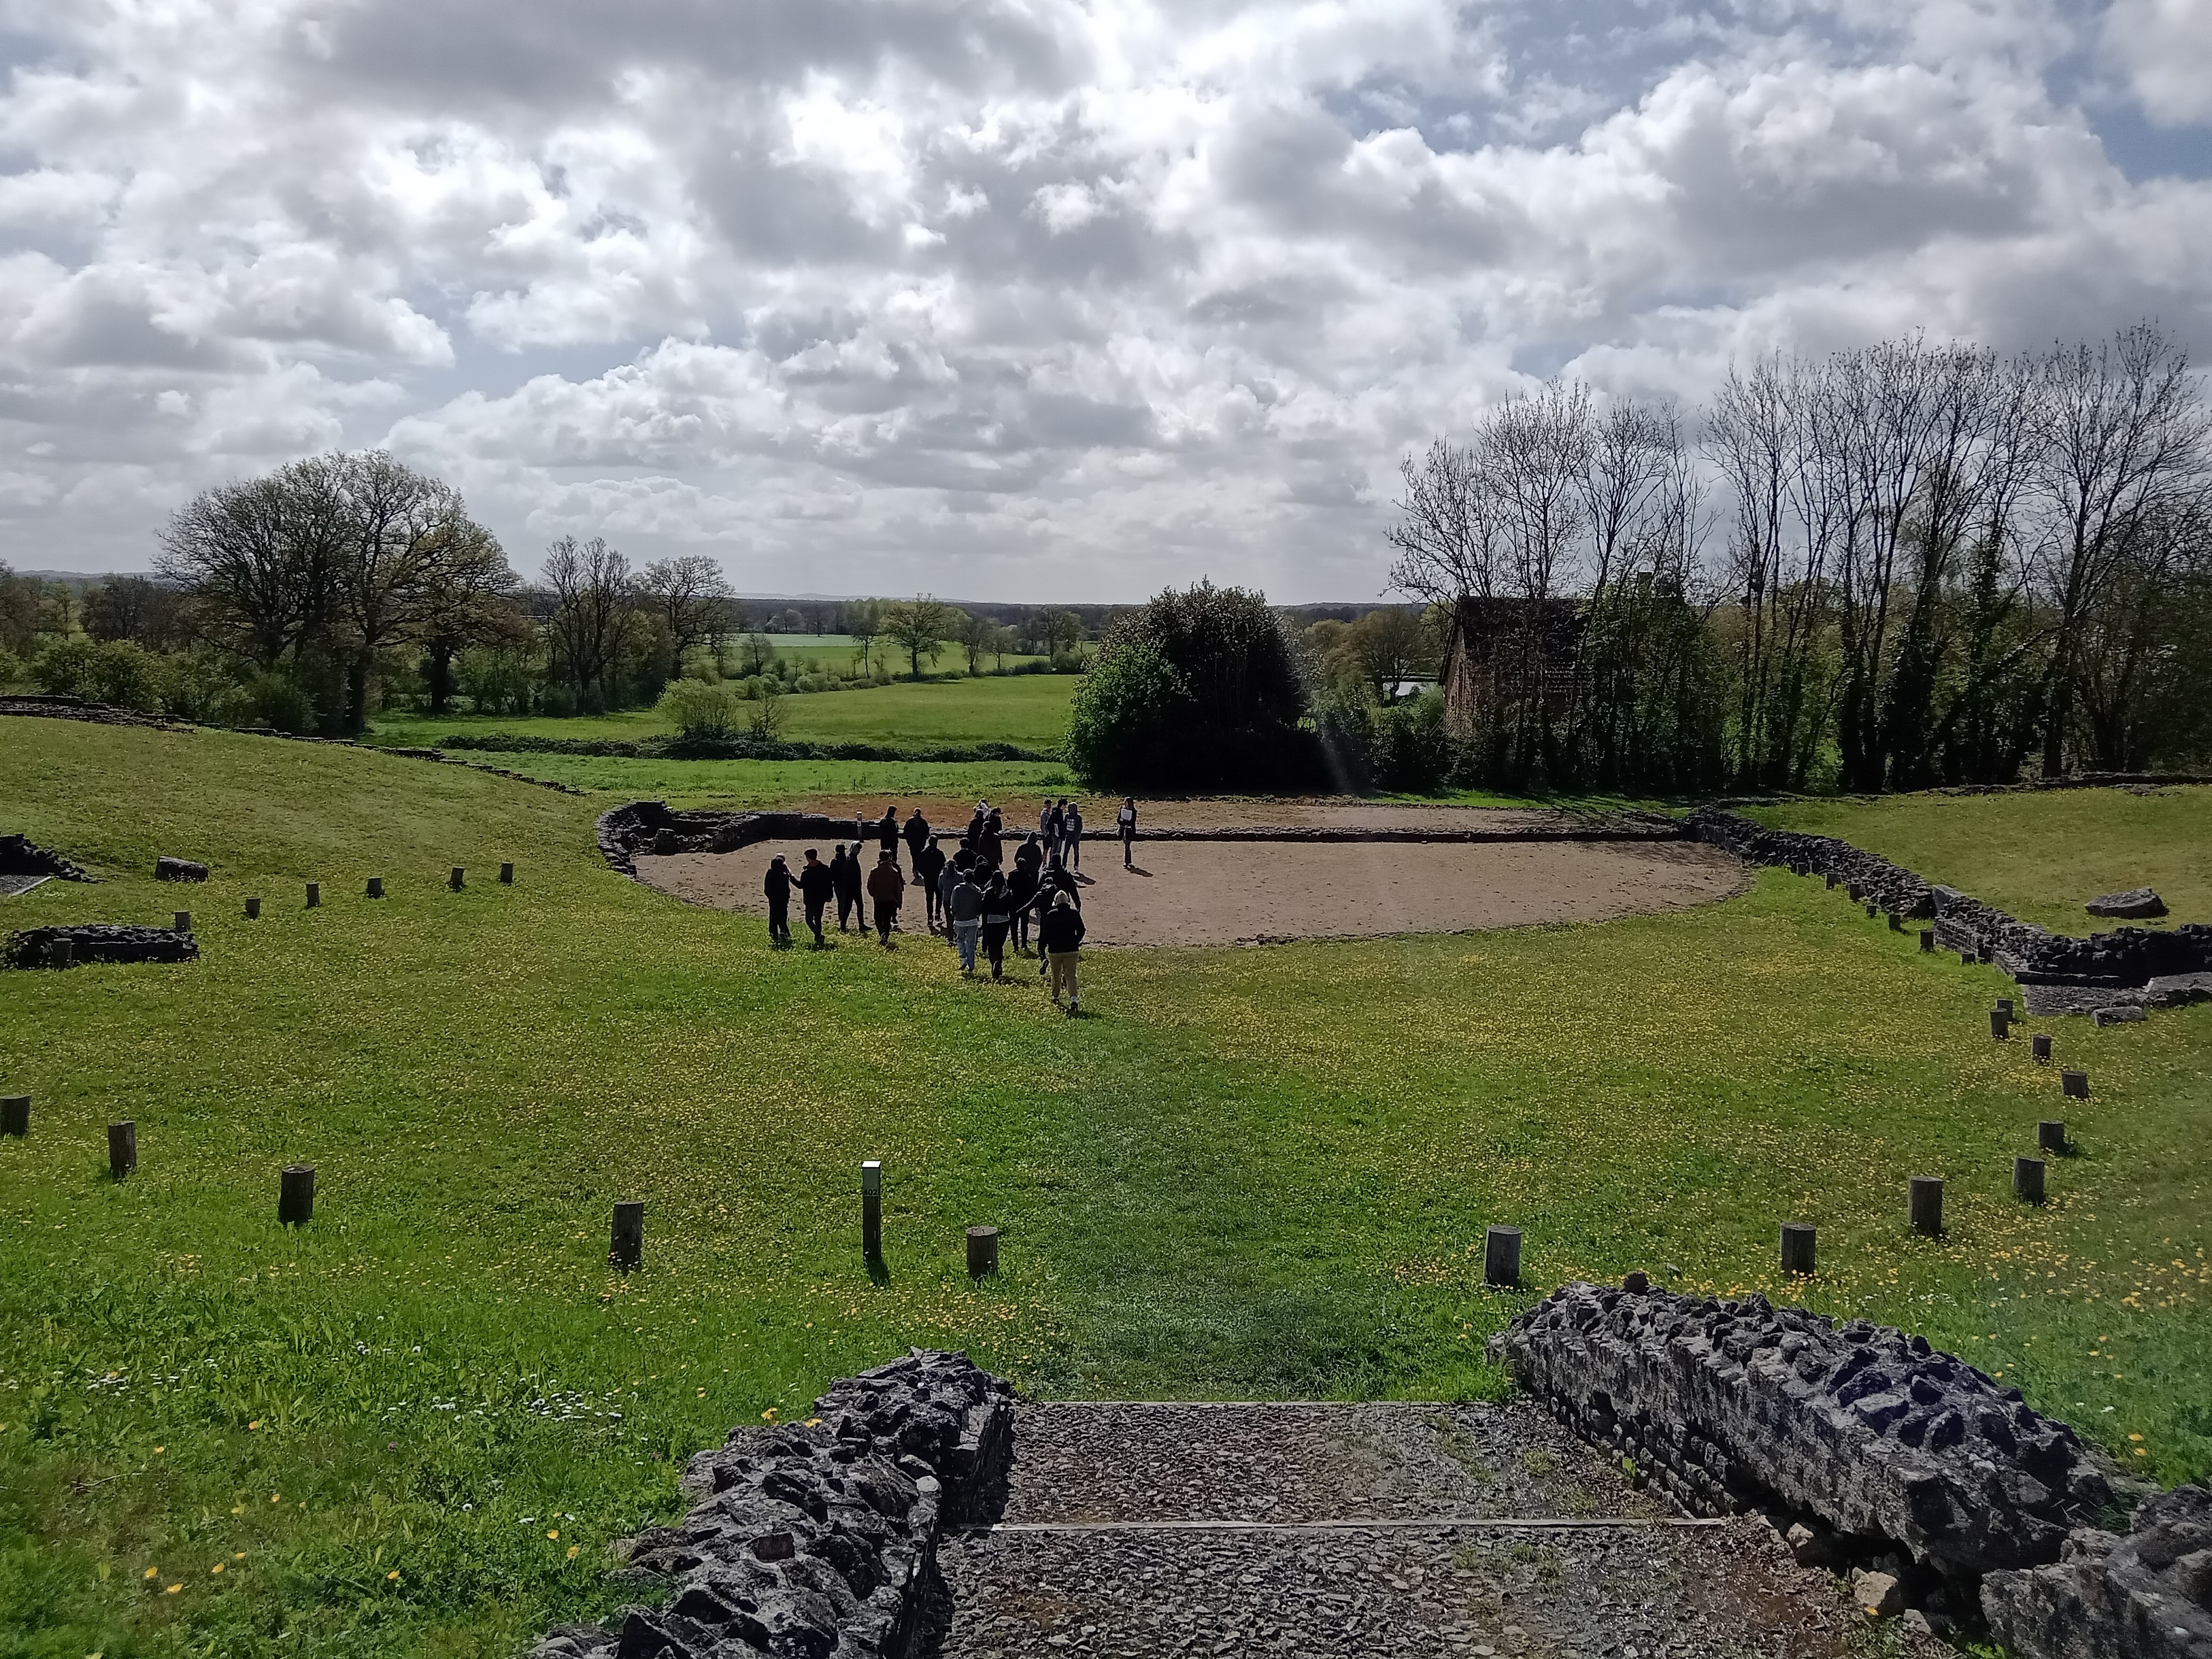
329,451,488,730
416,524,521,715
638,556,733,672
1386,438,1502,607
542,536,636,710
2029,324,2212,776
847,598,883,676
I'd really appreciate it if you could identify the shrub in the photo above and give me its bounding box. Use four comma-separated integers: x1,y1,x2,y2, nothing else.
33,637,165,711
243,669,320,734
1066,582,1319,791
655,678,747,741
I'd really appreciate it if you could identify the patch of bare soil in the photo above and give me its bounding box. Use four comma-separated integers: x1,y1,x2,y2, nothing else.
635,835,1745,946
790,797,1618,835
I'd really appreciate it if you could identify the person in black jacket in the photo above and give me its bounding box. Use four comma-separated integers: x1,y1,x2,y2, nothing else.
903,808,931,867
1038,890,1086,1012
1007,858,1039,954
980,871,1012,979
797,848,835,946
877,806,901,870
913,834,948,932
831,844,862,930
763,854,795,946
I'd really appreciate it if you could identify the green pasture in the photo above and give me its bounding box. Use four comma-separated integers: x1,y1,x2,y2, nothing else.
1756,787,2212,935
364,672,1077,757
1,718,2207,1657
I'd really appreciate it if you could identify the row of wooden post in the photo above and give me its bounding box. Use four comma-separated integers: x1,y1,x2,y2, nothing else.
1782,1123,2068,1272
0,1104,317,1220
286,865,513,912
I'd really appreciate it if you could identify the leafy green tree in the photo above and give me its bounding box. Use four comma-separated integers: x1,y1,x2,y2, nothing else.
881,596,960,680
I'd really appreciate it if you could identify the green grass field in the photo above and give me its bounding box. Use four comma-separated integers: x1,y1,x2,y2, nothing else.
365,672,1077,756
2,719,2207,1657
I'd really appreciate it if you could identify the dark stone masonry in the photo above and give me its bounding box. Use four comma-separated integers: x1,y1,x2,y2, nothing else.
0,833,95,890
1689,806,2212,1015
154,855,208,882
1982,1480,2212,1657
2,921,199,970
1489,1282,2118,1594
531,1351,1015,1659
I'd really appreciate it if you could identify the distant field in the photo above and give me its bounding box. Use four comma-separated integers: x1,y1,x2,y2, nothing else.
454,752,1073,805
364,672,1077,755
1758,785,2212,934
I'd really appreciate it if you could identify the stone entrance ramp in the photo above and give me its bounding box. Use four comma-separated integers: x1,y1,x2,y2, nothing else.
933,1402,1864,1659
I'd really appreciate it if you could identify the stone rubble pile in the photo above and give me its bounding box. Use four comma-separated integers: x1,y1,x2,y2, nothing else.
1983,1480,2212,1658
1489,1281,2115,1596
3,921,199,970
1689,807,2212,1011
154,856,208,882
596,803,860,877
531,1351,1015,1659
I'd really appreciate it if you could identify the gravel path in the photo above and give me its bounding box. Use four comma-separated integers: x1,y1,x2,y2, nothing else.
931,1403,1874,1659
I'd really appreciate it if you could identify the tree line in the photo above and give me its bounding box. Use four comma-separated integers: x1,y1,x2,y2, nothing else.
0,455,1091,733
1382,324,2212,792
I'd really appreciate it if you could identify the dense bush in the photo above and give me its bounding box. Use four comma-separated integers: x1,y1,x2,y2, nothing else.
1066,583,1320,790
655,677,747,741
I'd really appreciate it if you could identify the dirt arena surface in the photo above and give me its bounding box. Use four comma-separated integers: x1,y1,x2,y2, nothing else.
795,795,1597,835
635,834,1745,946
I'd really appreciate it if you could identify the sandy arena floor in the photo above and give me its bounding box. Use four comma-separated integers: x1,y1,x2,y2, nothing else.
634,823,1745,946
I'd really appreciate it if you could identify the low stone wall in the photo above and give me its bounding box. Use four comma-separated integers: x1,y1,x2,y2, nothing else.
531,1350,1015,1659
1690,806,2212,1008
3,922,199,970
1982,1481,2212,1657
0,833,95,884
1489,1282,2116,1601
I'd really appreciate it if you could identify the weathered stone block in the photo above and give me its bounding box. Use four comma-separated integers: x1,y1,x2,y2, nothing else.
2086,887,2167,920
1983,1482,2212,1659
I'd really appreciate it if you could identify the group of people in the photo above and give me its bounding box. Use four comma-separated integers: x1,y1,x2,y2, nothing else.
758,796,1141,1016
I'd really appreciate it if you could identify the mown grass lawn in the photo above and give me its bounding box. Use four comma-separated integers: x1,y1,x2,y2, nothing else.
364,671,1077,756
1757,786,2212,934
2,717,2206,1657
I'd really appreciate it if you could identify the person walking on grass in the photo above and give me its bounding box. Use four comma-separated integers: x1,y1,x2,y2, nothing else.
1118,797,1137,867
1008,855,1040,956
831,843,862,931
1038,890,1086,1013
981,872,1012,979
798,848,834,946
763,854,795,946
1063,799,1084,869
865,850,904,944
937,849,963,942
915,834,948,932
949,866,984,974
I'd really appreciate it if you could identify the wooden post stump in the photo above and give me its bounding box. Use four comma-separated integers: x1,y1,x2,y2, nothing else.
1919,929,1934,951
1622,1270,1650,1293
50,938,73,968
366,877,383,899
2038,1120,2067,1155
1888,912,1902,931
1780,1222,1816,1276
1990,1009,2009,1040
173,910,192,933
499,862,514,884
966,1225,1000,1277
280,1164,315,1225
2063,1069,2089,1100
1909,1176,1944,1236
305,882,320,908
245,897,261,919
1,1095,27,1137
609,1201,643,1270
108,1121,136,1179
2015,1157,2046,1204
1484,1225,1522,1287
1996,998,2014,1019
861,1161,883,1262
449,867,465,891
1825,874,1838,890
2032,1033,2052,1062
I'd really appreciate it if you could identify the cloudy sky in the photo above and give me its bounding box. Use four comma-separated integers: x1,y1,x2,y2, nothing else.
2,0,2207,600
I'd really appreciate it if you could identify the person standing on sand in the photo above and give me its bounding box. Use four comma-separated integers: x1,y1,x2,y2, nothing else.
948,867,984,974
1038,890,1086,1013
903,807,931,867
1118,798,1137,867
865,851,904,944
981,872,1012,979
1042,798,1063,855
914,834,948,931
937,851,963,942
797,848,834,946
877,806,901,872
831,844,862,931
763,854,795,946
1064,800,1084,869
